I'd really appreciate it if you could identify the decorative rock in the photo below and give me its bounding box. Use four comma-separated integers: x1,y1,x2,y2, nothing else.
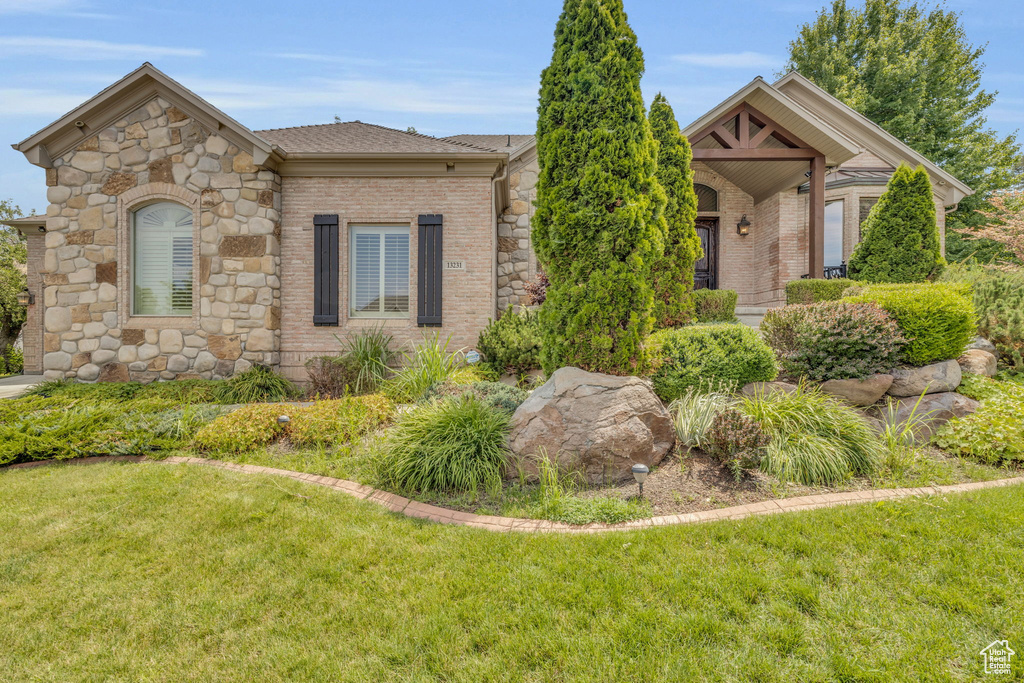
77,363,101,382
70,151,104,173
508,367,675,485
819,374,893,406
193,351,218,373
219,235,266,258
208,334,242,360
958,349,998,377
97,362,131,383
888,360,961,397
245,328,276,352
44,351,72,371
871,392,980,442
95,261,117,285
121,328,145,345
92,349,116,365
137,344,160,361
158,329,184,354
967,337,998,356
166,354,190,373
741,381,799,397
44,307,72,332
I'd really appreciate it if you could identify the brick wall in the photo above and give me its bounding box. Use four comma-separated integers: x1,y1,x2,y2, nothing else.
278,175,495,382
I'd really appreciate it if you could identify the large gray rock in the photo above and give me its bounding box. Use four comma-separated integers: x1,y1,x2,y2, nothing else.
508,367,674,485
888,360,961,397
958,349,998,377
967,336,998,356
820,374,893,406
871,391,980,442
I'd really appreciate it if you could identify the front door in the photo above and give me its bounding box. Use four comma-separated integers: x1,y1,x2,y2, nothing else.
694,218,718,290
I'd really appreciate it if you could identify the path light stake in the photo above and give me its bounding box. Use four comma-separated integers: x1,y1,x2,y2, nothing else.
277,415,290,426
631,464,649,498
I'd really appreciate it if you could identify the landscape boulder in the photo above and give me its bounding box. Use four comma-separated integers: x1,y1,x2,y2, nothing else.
819,374,893,406
888,360,961,397
507,367,674,485
870,391,979,442
958,349,998,377
967,336,998,356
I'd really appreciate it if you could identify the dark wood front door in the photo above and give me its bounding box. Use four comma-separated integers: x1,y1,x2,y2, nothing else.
694,218,718,290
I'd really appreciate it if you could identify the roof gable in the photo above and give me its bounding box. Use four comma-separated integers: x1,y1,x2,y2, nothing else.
13,63,278,169
774,72,972,204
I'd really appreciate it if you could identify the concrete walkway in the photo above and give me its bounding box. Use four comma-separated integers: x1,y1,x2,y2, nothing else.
0,374,42,399
7,454,1024,533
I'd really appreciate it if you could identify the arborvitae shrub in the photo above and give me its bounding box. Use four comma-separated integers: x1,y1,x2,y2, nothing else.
533,0,666,375
848,163,944,282
649,93,700,327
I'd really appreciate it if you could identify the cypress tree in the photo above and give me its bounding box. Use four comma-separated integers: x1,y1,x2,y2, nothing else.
648,93,700,327
848,163,944,282
533,0,667,375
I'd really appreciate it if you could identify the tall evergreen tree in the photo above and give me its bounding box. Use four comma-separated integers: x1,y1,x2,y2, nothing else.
648,93,700,328
848,163,943,282
784,0,1023,257
533,0,666,375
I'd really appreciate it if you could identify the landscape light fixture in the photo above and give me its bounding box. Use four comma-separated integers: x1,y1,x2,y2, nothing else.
276,415,290,426
736,215,751,236
16,289,33,306
631,464,650,498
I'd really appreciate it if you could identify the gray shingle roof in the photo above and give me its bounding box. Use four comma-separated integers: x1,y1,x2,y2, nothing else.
444,134,535,155
254,121,499,154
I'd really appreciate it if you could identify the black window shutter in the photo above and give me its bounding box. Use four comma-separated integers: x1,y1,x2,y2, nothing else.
417,214,443,327
313,214,339,326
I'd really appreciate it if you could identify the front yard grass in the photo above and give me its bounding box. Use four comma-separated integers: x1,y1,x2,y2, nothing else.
1,461,1022,681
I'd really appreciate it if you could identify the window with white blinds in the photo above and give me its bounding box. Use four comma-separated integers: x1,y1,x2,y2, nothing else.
132,202,194,316
350,225,410,317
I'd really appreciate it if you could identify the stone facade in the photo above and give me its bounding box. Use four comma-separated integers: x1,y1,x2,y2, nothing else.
497,150,539,311
37,97,281,381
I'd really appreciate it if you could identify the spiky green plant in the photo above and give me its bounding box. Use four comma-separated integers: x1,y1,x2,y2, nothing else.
384,334,466,403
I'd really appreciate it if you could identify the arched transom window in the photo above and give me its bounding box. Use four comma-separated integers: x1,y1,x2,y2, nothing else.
132,202,193,316
695,183,718,213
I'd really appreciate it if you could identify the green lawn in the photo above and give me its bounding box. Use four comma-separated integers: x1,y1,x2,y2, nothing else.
2,462,1022,682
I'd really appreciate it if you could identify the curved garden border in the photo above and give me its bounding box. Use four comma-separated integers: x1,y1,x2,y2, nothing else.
6,455,1024,533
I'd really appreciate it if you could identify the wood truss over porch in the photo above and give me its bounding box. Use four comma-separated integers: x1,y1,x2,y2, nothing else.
689,103,827,278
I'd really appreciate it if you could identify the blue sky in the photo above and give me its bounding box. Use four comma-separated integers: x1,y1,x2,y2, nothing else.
1,0,1022,214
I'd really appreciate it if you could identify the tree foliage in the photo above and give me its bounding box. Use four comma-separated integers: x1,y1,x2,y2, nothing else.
957,191,1024,264
784,0,1024,249
532,0,666,375
848,164,943,282
648,93,700,328
0,199,28,361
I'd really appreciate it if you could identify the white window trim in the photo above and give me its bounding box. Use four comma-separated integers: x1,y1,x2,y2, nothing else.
130,201,195,318
349,224,411,319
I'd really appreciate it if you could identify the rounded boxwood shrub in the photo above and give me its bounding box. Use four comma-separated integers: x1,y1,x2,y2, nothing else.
761,301,905,381
844,283,975,366
785,278,857,305
649,324,778,402
693,289,738,323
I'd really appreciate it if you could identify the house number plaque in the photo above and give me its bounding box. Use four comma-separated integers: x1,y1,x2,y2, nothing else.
445,260,466,271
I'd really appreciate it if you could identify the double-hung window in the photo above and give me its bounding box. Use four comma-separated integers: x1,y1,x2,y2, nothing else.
349,225,410,318
132,202,194,316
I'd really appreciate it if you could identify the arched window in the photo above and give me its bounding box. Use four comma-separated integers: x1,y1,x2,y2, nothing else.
695,183,718,213
132,202,193,316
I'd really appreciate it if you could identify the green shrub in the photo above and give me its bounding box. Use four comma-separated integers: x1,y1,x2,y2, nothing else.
705,408,771,480
216,365,297,404
287,395,393,447
0,345,23,375
844,283,975,365
649,324,777,402
384,334,466,403
669,381,736,449
139,379,225,403
785,278,858,304
693,289,738,323
476,308,542,376
761,301,905,380
848,163,944,283
379,395,510,493
193,403,287,453
422,380,529,415
935,377,1024,464
738,387,883,485
974,271,1024,373
304,355,362,398
23,378,228,404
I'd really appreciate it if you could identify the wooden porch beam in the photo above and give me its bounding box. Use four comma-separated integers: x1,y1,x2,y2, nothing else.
737,109,750,148
808,155,825,279
688,103,747,145
692,148,819,161
709,124,741,150
748,124,775,149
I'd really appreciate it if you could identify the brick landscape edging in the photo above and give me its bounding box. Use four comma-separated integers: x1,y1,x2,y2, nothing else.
7,455,1024,533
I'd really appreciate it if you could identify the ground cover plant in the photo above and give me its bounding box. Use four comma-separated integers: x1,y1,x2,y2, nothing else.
649,324,777,402
25,377,231,404
761,301,905,380
1,462,1022,681
844,282,975,365
934,374,1024,465
421,380,529,415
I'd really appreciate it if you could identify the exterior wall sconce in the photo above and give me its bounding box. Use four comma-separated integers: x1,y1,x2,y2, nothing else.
737,215,751,236
16,289,34,306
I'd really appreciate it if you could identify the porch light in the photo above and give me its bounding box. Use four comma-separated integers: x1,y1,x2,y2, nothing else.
631,464,650,497
16,289,33,306
736,215,751,236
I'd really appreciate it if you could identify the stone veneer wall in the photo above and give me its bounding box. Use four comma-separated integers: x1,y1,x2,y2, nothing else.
39,97,281,382
496,152,538,311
